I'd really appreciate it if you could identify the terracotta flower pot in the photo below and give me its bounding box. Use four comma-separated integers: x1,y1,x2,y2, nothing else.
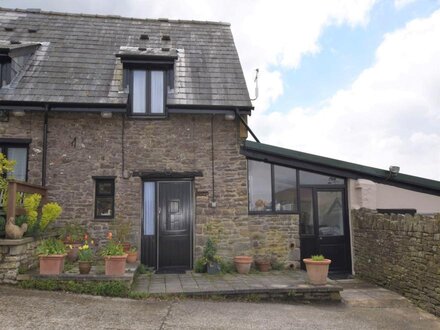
66,243,81,262
78,261,92,275
39,254,66,275
104,254,127,276
234,256,253,274
121,242,131,253
303,258,332,285
126,252,137,263
255,260,271,272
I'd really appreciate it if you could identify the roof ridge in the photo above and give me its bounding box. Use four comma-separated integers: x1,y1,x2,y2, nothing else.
0,7,231,27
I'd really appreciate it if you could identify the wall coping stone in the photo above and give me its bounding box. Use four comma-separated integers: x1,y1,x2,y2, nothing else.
0,237,35,246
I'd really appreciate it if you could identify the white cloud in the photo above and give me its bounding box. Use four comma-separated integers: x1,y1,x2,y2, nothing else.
250,9,440,180
394,0,418,10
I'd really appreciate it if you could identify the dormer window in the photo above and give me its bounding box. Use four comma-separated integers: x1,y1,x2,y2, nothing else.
132,69,165,115
117,46,177,118
0,57,11,88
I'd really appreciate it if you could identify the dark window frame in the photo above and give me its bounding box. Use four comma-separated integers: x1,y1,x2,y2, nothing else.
247,159,299,215
0,143,29,182
94,178,115,220
125,63,171,118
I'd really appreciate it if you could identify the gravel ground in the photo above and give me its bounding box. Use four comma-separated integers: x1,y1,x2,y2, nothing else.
0,285,439,329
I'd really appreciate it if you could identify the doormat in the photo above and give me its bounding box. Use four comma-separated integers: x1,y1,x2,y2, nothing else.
155,268,186,274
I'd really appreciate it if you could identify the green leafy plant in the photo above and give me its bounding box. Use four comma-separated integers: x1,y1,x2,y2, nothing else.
203,238,217,263
271,259,285,271
194,257,208,273
0,152,15,191
19,279,130,297
59,222,88,243
78,243,94,262
100,240,124,257
110,219,131,243
40,203,62,231
21,193,62,235
129,246,137,253
36,238,66,256
311,255,325,261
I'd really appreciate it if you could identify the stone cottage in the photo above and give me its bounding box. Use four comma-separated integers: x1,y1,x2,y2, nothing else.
1,8,439,275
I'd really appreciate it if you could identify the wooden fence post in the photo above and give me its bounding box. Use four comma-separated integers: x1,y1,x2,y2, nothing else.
6,181,17,221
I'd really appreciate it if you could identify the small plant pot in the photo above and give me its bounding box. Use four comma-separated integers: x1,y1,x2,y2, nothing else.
234,256,253,274
303,258,332,285
126,252,137,264
66,243,81,262
39,254,66,275
207,262,221,275
255,260,271,272
78,261,92,275
121,242,131,253
104,255,127,276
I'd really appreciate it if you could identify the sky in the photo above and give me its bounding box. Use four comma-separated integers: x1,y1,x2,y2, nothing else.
1,0,440,180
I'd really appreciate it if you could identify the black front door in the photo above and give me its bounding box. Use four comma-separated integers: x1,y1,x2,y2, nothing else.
158,181,192,270
300,187,351,273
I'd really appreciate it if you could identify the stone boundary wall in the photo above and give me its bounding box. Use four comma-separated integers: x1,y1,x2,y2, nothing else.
0,237,40,284
352,208,440,316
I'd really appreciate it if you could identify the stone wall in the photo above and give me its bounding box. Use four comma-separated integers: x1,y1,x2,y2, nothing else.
0,113,300,267
352,208,440,316
1,112,300,267
0,237,40,283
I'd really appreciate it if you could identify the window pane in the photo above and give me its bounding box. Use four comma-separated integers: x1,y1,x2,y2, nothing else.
7,147,27,181
248,160,272,212
300,188,314,235
274,165,297,212
150,71,164,114
143,182,155,235
317,191,344,236
132,70,146,113
299,170,344,185
96,197,114,217
97,181,113,195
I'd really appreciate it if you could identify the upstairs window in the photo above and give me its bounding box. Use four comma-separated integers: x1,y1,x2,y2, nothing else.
131,69,165,115
0,58,11,88
0,144,28,181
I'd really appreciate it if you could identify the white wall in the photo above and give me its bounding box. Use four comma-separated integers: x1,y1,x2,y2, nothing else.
349,179,440,214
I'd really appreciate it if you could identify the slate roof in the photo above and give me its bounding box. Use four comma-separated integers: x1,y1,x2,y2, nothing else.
0,8,252,109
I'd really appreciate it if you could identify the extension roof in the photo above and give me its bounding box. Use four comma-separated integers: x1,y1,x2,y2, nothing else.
242,140,440,196
0,8,252,110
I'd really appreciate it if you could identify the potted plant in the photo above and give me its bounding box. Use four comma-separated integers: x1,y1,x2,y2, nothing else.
37,238,67,275
100,233,127,276
59,223,88,262
204,238,222,274
127,246,138,263
78,242,93,274
234,255,253,274
255,256,271,272
110,219,132,252
303,255,332,285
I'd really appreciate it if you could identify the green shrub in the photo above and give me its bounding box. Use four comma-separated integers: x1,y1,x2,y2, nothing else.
36,238,66,255
311,255,325,261
194,257,207,273
271,259,285,271
19,279,130,297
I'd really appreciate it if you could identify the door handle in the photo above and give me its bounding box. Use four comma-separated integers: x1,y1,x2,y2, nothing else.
158,207,161,214
319,237,323,240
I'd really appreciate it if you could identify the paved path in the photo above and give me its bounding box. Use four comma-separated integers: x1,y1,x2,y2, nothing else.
132,270,340,297
1,284,439,329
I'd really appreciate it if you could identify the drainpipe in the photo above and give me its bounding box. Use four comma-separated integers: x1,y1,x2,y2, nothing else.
42,105,49,187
